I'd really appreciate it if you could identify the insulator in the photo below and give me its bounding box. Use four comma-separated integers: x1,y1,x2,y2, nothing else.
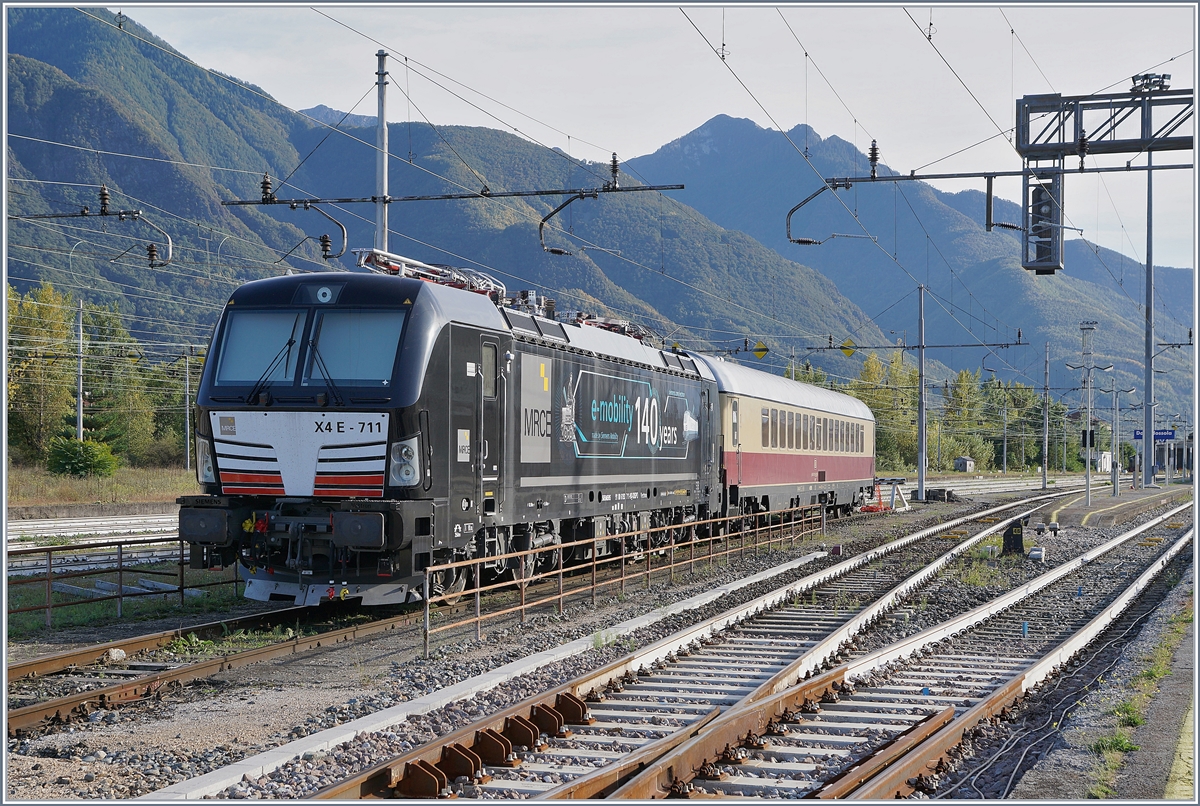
261,173,274,203
99,185,111,215
1017,328,1022,343
319,234,332,259
1077,132,1089,155
146,243,158,265
544,298,556,320
793,237,821,245
610,153,619,189
868,140,879,179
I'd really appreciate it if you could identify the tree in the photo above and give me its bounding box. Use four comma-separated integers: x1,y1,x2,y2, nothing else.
80,303,156,464
7,283,76,464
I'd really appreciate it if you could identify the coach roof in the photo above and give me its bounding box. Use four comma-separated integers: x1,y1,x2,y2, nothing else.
693,356,874,421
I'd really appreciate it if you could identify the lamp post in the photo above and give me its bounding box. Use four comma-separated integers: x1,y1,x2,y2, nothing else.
1105,384,1135,497
68,240,85,441
1067,322,1113,507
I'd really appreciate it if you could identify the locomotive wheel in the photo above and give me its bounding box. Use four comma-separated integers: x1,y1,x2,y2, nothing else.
510,552,538,588
432,567,467,604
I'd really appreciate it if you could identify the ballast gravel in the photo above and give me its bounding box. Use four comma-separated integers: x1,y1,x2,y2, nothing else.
5,503,957,800
5,499,1190,800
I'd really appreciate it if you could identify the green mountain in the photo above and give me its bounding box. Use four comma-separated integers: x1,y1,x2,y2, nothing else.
6,7,904,383
627,115,1193,413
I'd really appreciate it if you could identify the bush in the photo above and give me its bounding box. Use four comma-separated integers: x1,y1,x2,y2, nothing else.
132,427,185,467
47,437,119,477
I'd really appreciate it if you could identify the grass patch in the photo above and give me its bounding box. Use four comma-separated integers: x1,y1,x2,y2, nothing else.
1088,729,1141,797
1091,732,1140,754
952,554,1014,587
1086,590,1193,798
1112,700,1146,727
7,465,200,507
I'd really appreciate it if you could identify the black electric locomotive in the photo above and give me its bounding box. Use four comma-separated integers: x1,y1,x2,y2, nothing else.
179,249,874,606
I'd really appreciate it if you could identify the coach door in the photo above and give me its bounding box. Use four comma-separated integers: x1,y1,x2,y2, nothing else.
478,338,502,516
731,397,742,484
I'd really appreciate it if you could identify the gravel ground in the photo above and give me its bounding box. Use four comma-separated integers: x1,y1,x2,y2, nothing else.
3,503,964,800
1006,562,1195,801
6,499,1191,801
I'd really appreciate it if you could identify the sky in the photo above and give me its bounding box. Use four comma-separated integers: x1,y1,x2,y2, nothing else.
120,3,1198,270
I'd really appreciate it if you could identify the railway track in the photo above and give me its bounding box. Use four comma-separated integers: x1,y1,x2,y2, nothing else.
307,500,1189,800
5,514,177,542
2,494,955,740
581,505,1193,799
304,491,1075,801
5,604,437,738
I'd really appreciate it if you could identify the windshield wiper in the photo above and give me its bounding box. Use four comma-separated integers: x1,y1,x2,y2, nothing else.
246,337,296,405
307,339,345,406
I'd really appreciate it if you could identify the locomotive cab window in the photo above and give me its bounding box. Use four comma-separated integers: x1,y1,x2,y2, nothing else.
731,399,739,447
214,309,306,386
302,309,406,386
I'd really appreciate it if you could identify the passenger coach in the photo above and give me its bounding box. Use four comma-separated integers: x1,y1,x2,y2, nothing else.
697,358,876,517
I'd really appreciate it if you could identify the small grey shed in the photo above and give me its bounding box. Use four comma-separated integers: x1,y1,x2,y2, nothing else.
954,456,975,472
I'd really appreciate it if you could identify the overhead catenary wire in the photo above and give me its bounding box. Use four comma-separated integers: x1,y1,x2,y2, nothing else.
68,6,880,357
692,8,1030,382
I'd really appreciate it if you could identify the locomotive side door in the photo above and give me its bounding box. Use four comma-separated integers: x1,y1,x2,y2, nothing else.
478,337,503,516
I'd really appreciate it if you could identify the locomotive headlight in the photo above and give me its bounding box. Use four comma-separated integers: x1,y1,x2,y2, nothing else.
389,437,421,487
196,438,216,485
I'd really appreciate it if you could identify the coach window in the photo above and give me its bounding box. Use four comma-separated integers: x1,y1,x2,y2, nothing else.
481,343,497,399
825,418,831,451
731,399,740,447
761,408,770,447
794,412,802,449
770,408,778,448
801,414,808,450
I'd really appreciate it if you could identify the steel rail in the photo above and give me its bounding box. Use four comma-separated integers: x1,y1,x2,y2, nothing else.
843,525,1194,799
7,606,312,681
6,605,438,736
307,494,1071,800
607,503,1191,798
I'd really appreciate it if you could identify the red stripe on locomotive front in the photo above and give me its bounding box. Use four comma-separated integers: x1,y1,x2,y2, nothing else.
313,474,385,486
220,472,284,485
313,488,384,498
221,485,287,495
